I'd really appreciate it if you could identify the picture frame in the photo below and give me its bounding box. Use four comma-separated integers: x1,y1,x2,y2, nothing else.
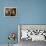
18,24,46,41
4,7,16,16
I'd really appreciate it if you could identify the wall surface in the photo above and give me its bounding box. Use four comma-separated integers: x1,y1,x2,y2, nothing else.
19,0,46,24
0,0,20,44
0,0,46,45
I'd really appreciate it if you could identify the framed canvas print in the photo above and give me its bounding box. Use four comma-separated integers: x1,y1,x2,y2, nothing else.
4,7,16,16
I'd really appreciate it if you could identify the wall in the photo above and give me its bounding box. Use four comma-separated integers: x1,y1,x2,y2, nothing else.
0,0,46,44
19,0,46,24
0,0,20,44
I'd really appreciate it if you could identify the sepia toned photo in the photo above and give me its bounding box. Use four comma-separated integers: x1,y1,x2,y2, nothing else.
4,7,16,16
